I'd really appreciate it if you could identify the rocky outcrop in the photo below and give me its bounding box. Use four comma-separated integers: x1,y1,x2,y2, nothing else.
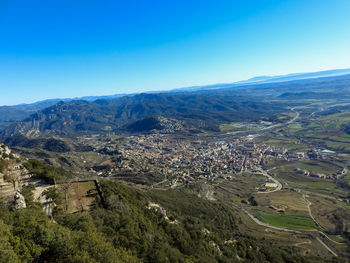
13,190,26,209
0,143,30,199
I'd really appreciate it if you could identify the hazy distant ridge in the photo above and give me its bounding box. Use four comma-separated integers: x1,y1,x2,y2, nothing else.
1,68,350,132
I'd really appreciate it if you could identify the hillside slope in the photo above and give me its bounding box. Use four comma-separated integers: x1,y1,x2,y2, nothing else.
1,93,283,137
0,178,327,263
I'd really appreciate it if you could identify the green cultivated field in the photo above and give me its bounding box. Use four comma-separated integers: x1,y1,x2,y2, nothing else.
337,201,350,210
266,159,349,195
284,160,341,174
219,123,239,132
261,137,309,151
254,210,317,230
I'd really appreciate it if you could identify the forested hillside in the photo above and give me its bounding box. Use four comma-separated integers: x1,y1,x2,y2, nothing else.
0,179,323,263
1,94,283,137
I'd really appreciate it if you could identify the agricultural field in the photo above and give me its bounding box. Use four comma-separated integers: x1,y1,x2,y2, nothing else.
214,174,266,199
254,190,309,216
219,122,266,132
253,210,317,230
271,159,343,176
255,107,350,159
276,112,297,121
213,174,342,258
256,136,309,151
264,159,349,196
235,208,331,258
212,102,350,258
307,194,350,234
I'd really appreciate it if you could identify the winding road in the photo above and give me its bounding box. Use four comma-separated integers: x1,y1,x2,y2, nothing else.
262,107,300,131
226,107,300,136
256,167,282,194
224,107,340,256
227,164,339,256
303,194,345,248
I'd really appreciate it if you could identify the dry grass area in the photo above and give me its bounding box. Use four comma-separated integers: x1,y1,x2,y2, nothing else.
255,190,309,217
214,174,266,199
58,181,99,213
308,194,350,233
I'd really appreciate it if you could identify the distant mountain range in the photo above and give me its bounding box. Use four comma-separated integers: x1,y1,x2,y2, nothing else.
237,68,350,84
1,68,350,137
1,93,283,138
170,68,350,92
0,95,128,130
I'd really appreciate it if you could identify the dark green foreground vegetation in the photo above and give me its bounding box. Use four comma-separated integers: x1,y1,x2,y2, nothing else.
23,159,74,184
0,180,332,263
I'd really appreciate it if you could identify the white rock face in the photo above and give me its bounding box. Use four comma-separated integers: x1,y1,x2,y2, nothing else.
4,147,11,155
13,190,26,209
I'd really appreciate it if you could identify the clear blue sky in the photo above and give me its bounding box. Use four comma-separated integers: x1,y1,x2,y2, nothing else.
1,0,350,105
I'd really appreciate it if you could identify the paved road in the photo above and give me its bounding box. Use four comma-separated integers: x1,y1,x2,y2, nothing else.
230,193,339,257
256,167,282,194
231,197,339,257
225,107,339,256
226,107,300,136
218,185,301,233
287,108,300,124
151,174,168,188
232,202,302,233
303,194,321,228
316,237,338,257
303,194,344,249
262,108,300,131
235,166,339,256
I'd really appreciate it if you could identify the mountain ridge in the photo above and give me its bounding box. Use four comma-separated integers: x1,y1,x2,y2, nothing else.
2,70,350,138
1,93,283,138
2,68,350,108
